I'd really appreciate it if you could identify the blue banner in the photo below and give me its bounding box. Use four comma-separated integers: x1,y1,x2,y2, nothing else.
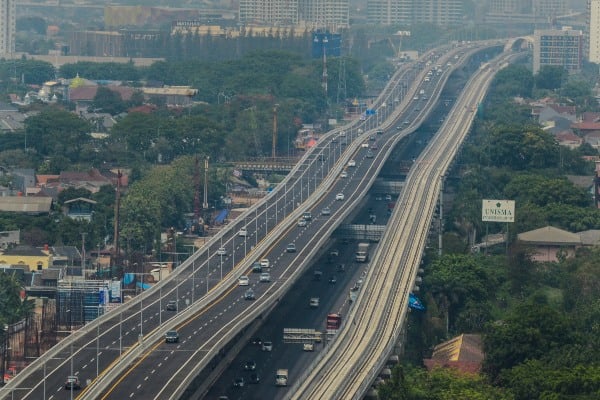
408,293,426,311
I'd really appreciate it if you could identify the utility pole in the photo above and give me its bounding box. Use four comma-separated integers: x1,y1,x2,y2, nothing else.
81,232,86,278
272,104,278,159
193,156,201,229
113,170,122,277
203,156,209,210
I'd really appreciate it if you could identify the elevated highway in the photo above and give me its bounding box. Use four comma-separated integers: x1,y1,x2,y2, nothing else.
289,50,521,399
1,41,507,400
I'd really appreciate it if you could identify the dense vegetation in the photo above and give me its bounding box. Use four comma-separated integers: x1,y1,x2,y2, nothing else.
378,64,600,399
0,51,365,259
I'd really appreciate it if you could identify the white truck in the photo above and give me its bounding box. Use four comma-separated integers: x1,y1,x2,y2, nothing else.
355,242,370,262
275,369,288,386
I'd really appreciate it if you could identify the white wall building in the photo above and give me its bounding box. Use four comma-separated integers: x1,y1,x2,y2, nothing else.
0,0,15,56
590,0,600,63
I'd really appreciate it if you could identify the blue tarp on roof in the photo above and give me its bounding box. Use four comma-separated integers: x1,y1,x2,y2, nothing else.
214,209,229,224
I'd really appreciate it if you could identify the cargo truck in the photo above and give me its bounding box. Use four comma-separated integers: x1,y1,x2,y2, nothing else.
355,242,370,262
275,369,288,386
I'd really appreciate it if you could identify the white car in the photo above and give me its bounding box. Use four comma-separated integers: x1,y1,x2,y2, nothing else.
216,247,227,256
347,160,356,167
238,227,248,237
335,193,345,201
340,171,348,178
238,275,249,286
303,343,314,351
298,219,307,227
260,259,270,269
361,142,369,148
262,341,273,351
259,272,271,283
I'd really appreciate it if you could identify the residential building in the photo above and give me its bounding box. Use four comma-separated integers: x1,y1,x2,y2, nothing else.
0,245,53,271
517,226,581,262
485,0,568,25
0,0,15,56
240,0,299,26
589,0,600,63
423,334,484,374
239,0,349,28
367,0,463,26
533,27,583,74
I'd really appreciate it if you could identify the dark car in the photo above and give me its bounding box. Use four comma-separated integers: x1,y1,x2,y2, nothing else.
249,373,260,384
244,288,255,300
313,270,323,281
233,377,245,387
165,330,179,343
329,276,337,284
251,337,262,346
251,262,262,273
244,360,257,371
65,376,81,390
286,243,296,253
166,300,177,311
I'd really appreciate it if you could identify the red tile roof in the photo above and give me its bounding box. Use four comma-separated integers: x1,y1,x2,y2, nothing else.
423,334,484,374
69,85,135,101
573,121,600,130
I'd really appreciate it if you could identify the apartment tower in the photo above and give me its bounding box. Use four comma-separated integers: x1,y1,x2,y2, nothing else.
0,0,16,56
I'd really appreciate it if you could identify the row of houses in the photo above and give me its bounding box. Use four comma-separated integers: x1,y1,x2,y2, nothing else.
532,98,600,150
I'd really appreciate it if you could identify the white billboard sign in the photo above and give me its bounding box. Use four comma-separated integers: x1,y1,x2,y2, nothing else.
482,200,515,223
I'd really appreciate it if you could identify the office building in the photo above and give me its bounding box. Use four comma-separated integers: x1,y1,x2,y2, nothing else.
485,0,567,25
0,0,16,56
367,0,463,27
533,27,583,73
590,0,600,63
239,0,349,29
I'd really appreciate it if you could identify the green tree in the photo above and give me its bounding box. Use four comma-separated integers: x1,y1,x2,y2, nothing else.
90,86,127,115
500,360,600,400
423,254,496,333
535,65,567,90
0,272,33,325
483,301,574,379
24,108,91,162
16,16,47,35
379,365,514,400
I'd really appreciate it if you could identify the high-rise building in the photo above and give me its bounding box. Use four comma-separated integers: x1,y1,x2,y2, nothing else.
239,0,300,26
589,0,600,62
239,0,349,29
533,27,583,73
0,0,16,56
367,0,463,26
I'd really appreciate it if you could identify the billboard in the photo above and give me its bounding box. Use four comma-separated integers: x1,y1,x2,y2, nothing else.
482,200,515,222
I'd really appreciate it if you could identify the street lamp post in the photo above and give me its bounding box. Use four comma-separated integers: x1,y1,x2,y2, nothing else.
66,309,73,400
96,307,100,377
119,308,122,356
